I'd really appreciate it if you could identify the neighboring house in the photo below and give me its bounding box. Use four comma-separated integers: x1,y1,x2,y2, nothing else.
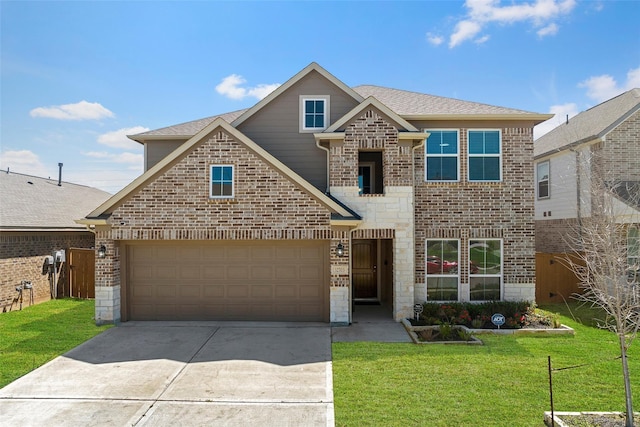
534,89,640,254
80,63,551,325
0,171,111,310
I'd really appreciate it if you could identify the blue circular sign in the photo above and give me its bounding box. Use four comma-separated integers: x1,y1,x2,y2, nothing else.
491,313,506,326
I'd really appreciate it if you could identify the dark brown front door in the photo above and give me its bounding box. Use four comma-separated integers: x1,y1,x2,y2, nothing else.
352,240,377,299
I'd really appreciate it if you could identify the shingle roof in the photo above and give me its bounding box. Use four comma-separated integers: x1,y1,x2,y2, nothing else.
535,88,640,158
352,85,537,116
611,181,640,210
131,85,543,140
132,109,247,138
0,171,111,231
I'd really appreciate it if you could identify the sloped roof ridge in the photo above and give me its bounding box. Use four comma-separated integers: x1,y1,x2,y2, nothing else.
534,88,640,157
353,84,537,115
1,170,109,191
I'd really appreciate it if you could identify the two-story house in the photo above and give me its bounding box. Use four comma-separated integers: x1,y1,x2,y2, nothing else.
534,89,640,258
80,63,551,325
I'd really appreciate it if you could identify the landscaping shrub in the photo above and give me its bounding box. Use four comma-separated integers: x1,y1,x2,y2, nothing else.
416,301,551,329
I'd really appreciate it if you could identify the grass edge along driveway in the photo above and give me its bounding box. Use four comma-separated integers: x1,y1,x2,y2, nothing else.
332,303,639,427
0,298,112,388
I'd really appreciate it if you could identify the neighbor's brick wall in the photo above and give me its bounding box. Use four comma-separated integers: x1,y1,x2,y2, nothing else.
414,127,536,300
535,218,580,253
0,231,95,310
601,109,640,182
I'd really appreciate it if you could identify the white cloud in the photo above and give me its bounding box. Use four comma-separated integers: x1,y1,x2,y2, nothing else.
537,23,558,37
83,151,143,164
0,149,48,177
448,0,577,48
534,102,579,139
579,66,640,103
97,126,149,150
215,74,280,100
30,100,115,121
426,33,444,46
450,20,483,48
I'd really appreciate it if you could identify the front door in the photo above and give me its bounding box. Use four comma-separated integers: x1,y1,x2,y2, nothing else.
352,239,377,300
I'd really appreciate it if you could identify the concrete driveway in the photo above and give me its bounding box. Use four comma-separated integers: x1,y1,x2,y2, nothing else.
0,322,333,427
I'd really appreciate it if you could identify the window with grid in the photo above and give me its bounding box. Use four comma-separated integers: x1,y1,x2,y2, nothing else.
468,130,501,182
300,96,329,131
210,165,234,198
628,226,640,281
425,130,459,182
537,161,550,199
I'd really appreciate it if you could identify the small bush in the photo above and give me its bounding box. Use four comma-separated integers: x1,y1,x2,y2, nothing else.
419,301,556,329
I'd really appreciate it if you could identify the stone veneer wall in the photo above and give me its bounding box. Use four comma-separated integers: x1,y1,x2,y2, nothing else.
0,231,95,310
414,127,536,303
95,128,342,323
330,108,416,320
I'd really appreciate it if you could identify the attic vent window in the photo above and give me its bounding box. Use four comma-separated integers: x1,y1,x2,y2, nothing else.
300,95,330,132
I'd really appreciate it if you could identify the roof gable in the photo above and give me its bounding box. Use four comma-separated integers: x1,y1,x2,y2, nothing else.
535,88,640,158
231,62,364,128
325,96,418,133
85,118,356,219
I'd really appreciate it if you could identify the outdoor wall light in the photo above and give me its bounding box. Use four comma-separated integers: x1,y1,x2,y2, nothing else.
336,242,345,257
97,245,107,259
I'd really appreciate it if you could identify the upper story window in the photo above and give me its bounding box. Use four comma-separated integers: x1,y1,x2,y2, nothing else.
468,130,502,182
210,165,234,198
425,130,459,182
358,151,383,195
300,95,330,132
537,161,550,199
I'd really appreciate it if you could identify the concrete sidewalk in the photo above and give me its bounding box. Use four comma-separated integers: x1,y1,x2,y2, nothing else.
0,323,333,427
331,305,412,343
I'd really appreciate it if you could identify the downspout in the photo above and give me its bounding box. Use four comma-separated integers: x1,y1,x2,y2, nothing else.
315,139,330,194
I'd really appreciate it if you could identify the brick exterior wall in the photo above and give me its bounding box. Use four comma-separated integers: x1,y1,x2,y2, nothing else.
96,127,340,323
0,231,95,310
601,109,640,182
535,218,580,253
329,108,417,320
414,127,536,301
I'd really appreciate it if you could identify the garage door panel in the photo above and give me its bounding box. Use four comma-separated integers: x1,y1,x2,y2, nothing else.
251,285,273,298
127,241,327,321
227,285,249,298
227,266,248,279
179,267,201,280
179,285,201,298
274,285,297,298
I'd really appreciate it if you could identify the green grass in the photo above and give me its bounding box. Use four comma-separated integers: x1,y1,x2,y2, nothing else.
332,304,639,427
0,298,112,388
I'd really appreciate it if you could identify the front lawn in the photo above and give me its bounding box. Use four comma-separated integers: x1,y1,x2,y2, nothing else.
0,298,111,388
332,304,639,426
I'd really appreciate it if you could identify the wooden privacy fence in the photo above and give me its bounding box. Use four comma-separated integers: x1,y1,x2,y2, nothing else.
535,252,583,304
67,248,95,299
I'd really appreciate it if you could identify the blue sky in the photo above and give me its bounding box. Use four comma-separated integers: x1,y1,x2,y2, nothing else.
1,0,639,193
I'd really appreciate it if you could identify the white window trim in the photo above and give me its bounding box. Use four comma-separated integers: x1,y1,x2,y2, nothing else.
467,129,502,182
469,239,503,301
537,160,550,199
424,129,460,183
425,239,461,302
358,161,377,195
300,95,330,133
209,164,234,199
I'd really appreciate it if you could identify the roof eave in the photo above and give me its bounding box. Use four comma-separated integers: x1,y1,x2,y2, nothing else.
402,113,554,123
534,136,602,160
128,134,192,143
